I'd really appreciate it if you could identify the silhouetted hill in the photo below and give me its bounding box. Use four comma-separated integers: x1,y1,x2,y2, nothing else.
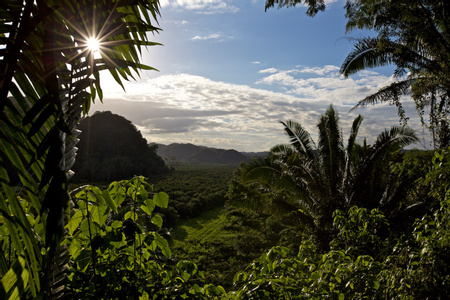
72,111,169,182
154,143,266,165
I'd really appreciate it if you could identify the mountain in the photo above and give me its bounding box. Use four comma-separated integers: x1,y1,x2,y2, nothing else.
154,143,266,166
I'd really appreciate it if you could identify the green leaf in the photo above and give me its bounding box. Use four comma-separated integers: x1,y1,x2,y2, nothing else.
102,189,117,213
145,197,155,212
374,280,380,290
124,211,135,220
161,246,172,258
67,210,83,236
153,192,169,208
1,256,29,299
140,204,152,216
151,215,163,228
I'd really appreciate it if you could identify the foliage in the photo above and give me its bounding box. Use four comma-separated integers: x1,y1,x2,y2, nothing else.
264,0,325,16
66,176,227,299
0,0,161,298
231,149,450,299
72,111,169,182
341,0,450,148
266,0,450,148
67,176,170,298
171,207,274,290
153,165,235,225
231,208,386,299
388,150,437,228
236,105,418,250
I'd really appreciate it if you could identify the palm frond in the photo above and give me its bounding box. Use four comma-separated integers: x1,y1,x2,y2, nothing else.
280,120,316,158
317,105,345,194
265,0,325,16
343,114,363,192
347,126,418,207
340,37,394,77
269,143,295,159
241,157,292,190
373,126,419,154
346,114,363,157
350,78,416,110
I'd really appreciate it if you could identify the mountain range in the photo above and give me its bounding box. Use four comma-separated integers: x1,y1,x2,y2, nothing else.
153,143,267,166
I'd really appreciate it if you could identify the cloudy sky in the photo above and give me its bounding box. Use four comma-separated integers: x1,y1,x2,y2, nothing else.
91,0,430,152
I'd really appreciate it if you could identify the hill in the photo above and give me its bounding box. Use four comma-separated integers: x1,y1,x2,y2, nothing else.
72,111,169,182
154,143,266,165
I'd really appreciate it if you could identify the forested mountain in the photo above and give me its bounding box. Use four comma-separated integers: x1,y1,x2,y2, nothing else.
155,143,265,165
72,111,169,182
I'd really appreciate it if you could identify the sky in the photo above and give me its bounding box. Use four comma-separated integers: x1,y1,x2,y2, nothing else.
90,0,430,152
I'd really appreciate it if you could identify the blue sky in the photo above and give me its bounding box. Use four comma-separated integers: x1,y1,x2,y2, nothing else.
91,0,429,152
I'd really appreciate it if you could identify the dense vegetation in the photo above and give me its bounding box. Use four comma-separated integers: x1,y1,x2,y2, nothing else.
169,207,269,290
156,143,252,166
232,105,418,251
73,111,169,182
152,165,235,226
1,0,450,299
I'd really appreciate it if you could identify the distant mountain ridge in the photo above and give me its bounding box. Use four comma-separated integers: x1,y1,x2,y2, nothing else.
153,143,267,165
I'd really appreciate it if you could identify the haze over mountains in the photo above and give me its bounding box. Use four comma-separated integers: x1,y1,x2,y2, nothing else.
154,143,266,166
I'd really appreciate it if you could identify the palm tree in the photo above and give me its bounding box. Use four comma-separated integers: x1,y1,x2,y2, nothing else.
0,0,161,298
341,0,450,148
238,105,418,250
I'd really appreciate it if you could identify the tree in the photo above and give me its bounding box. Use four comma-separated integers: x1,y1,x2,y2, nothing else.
0,0,161,298
238,105,418,250
266,1,450,148
73,111,169,182
267,0,450,148
341,0,450,149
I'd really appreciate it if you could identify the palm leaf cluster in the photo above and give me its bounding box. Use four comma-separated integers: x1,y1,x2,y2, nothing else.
264,0,325,16
240,105,418,250
341,0,450,148
0,0,160,298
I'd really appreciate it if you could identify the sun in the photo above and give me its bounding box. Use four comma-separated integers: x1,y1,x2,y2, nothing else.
86,37,100,52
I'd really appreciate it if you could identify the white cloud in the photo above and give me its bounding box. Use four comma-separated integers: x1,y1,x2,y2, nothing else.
92,68,428,152
160,0,239,14
258,68,278,74
191,33,231,41
256,65,398,105
298,65,340,76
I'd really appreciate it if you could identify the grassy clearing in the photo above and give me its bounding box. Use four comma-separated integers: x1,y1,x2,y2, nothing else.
171,206,234,245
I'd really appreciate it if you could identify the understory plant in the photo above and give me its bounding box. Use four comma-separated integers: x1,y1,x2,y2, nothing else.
65,176,227,299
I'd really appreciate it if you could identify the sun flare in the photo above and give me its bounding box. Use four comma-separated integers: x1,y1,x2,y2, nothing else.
86,37,100,52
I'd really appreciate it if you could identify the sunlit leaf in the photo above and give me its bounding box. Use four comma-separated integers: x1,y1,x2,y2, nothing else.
151,215,163,228
154,192,169,208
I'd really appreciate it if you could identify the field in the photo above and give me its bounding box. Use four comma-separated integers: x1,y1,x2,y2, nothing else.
170,205,266,289
171,206,233,245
